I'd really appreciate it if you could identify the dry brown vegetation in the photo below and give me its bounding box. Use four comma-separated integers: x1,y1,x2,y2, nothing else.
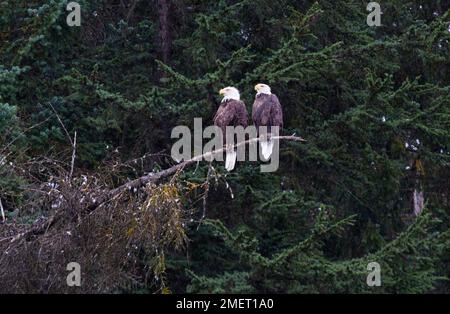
0,136,304,293
0,171,189,293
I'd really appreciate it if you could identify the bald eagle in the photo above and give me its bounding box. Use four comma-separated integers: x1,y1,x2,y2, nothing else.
253,83,283,160
214,87,248,171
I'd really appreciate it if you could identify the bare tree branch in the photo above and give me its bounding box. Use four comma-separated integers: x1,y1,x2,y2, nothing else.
0,116,52,155
107,135,306,196
47,102,77,181
47,102,73,147
9,135,306,242
0,197,5,222
126,0,139,22
69,131,77,181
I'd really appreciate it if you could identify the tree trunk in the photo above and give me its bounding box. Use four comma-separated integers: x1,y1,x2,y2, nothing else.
157,0,171,64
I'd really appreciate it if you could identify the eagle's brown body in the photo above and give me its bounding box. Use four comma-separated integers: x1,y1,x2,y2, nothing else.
252,92,283,160
213,98,248,171
213,99,248,137
252,93,283,133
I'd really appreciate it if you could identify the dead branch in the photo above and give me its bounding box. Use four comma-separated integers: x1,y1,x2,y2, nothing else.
0,197,5,222
105,135,305,197
48,102,77,181
0,116,52,155
69,131,77,180
9,135,306,241
126,0,139,22
47,102,74,148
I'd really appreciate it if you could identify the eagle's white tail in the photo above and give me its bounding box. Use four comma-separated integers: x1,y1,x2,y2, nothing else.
225,149,237,171
260,139,274,160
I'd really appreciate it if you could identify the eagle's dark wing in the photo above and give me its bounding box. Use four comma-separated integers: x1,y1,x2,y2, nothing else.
213,102,231,136
252,94,283,132
233,100,248,128
269,94,283,130
214,100,248,138
252,95,265,127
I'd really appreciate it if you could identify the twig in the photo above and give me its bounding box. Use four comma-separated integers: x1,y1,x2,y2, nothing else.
47,102,77,181
47,102,73,147
69,131,77,180
0,116,52,155
126,0,139,22
0,197,5,222
123,150,169,166
197,162,212,230
211,166,234,199
193,160,200,174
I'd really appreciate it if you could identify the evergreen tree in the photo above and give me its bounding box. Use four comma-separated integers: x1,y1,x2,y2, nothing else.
0,0,449,293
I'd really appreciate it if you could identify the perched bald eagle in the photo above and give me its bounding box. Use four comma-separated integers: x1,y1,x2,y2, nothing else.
253,83,283,160
214,87,248,171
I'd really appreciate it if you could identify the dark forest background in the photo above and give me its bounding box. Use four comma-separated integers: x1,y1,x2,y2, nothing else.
0,0,449,293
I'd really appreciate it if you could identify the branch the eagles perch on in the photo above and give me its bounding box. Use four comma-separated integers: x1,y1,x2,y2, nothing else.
6,135,306,243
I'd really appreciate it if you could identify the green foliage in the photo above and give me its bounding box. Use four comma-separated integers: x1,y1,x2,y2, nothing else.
0,0,449,293
0,66,28,208
186,211,449,293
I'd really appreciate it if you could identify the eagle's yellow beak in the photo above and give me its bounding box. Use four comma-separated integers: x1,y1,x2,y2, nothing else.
219,88,226,95
254,84,261,91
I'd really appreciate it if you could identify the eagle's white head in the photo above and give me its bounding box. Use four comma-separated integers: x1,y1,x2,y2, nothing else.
219,86,240,102
255,83,272,95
